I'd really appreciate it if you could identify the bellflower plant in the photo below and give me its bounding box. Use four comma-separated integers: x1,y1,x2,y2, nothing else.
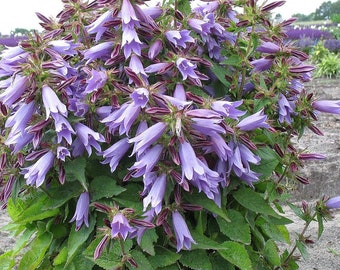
1,1,340,269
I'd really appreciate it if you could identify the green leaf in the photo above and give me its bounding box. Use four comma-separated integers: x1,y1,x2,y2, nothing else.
139,228,159,256
90,175,126,201
17,232,53,270
180,250,213,270
8,193,59,224
64,157,87,188
209,60,230,88
296,240,309,260
191,231,225,250
148,246,181,268
10,225,35,256
222,55,242,67
83,237,122,270
184,192,230,222
53,246,68,266
65,214,96,268
129,250,154,270
217,209,251,244
218,242,252,270
177,0,191,15
233,187,280,217
257,217,290,243
317,211,324,239
0,251,15,270
263,239,280,266
253,146,280,179
287,202,305,219
114,183,143,212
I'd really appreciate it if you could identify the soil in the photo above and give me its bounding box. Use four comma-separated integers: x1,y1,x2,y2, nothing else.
0,78,340,269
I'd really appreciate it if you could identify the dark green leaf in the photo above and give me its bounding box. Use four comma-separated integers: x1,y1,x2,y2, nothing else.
217,209,251,244
222,55,242,67
129,250,154,270
253,146,280,179
17,232,53,270
148,246,181,268
90,175,126,201
65,213,96,268
180,250,212,270
233,187,280,217
296,240,309,260
177,0,191,15
184,192,230,222
53,246,68,266
218,242,252,270
139,228,159,256
64,157,87,188
209,60,230,88
317,211,324,239
263,239,280,266
287,202,304,219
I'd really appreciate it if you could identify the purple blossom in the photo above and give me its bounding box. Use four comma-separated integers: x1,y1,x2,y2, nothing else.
5,101,35,135
143,173,167,214
211,100,245,119
48,40,78,56
165,30,195,49
128,54,147,82
0,74,28,107
148,39,163,60
70,192,90,231
85,69,107,94
129,144,163,178
86,10,115,41
203,131,231,161
101,102,141,135
57,146,71,161
53,113,75,145
237,109,270,131
179,140,204,181
256,42,280,54
121,0,138,25
111,213,134,240
129,122,167,156
312,100,340,114
176,58,200,80
130,87,149,108
101,138,130,172
83,41,114,64
21,151,55,187
278,94,296,124
172,211,196,252
42,85,67,119
325,196,340,209
250,58,274,72
74,123,105,156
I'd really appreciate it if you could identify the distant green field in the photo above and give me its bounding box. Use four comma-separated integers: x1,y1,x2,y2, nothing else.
293,20,333,26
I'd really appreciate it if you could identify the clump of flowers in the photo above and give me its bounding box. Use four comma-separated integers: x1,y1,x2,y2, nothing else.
0,0,340,269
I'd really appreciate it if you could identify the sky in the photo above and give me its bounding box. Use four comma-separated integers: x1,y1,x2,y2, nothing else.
0,0,336,35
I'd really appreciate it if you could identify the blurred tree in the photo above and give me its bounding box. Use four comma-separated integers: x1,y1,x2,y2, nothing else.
314,1,332,20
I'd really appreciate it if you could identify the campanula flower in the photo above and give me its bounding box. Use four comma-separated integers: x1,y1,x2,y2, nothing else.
0,75,28,107
5,129,34,154
256,42,280,54
74,123,105,156
237,109,270,131
42,85,68,119
85,69,107,94
129,122,167,156
21,151,55,187
53,113,75,145
250,58,274,72
111,213,134,240
48,40,79,56
143,173,167,214
101,138,130,172
165,30,195,49
70,192,90,231
130,87,149,108
278,94,296,124
5,101,35,134
57,146,71,161
148,39,163,59
176,58,200,80
211,100,245,119
86,10,115,41
312,100,340,114
179,140,204,181
172,211,196,252
325,196,340,209
83,41,114,64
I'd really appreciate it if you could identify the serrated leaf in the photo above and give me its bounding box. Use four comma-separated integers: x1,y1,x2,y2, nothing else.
83,237,122,270
129,250,154,270
140,228,158,255
17,232,53,270
253,146,280,179
233,187,280,217
184,192,230,222
257,217,290,243
66,214,96,268
180,250,212,270
64,157,87,188
218,242,252,270
263,239,280,266
217,209,251,244
90,175,126,201
148,246,181,268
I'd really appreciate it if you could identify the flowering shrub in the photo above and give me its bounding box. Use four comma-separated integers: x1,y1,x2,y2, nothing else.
1,0,340,269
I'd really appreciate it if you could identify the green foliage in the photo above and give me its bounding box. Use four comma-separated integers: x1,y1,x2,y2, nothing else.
315,52,340,78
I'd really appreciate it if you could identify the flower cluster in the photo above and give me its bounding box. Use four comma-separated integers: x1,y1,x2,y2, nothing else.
1,0,340,269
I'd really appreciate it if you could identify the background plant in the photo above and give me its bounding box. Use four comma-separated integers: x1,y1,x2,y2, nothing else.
0,0,340,270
